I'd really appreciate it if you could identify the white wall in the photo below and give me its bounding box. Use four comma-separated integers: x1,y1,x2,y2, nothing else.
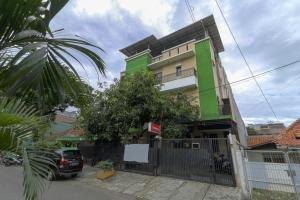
159,76,197,92
246,161,295,193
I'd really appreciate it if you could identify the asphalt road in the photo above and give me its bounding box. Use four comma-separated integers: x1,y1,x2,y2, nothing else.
0,166,135,200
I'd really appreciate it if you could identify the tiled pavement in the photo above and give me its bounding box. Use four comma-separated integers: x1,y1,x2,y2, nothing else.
79,166,244,200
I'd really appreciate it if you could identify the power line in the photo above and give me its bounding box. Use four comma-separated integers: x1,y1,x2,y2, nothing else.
213,0,279,122
185,0,196,22
199,58,300,94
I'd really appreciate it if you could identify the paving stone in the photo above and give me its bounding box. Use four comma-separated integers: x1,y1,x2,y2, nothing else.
170,181,210,200
123,182,147,194
138,177,185,200
78,168,242,200
203,184,242,200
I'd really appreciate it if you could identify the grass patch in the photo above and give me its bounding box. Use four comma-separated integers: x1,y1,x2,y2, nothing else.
252,188,296,200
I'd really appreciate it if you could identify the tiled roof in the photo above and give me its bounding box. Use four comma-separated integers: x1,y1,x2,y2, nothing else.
276,118,300,147
247,135,277,148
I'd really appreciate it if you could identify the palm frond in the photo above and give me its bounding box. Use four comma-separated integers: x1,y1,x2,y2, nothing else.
0,0,104,112
22,147,57,200
0,97,55,200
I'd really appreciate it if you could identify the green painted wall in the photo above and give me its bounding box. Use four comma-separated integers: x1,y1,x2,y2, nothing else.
125,53,151,74
195,39,220,120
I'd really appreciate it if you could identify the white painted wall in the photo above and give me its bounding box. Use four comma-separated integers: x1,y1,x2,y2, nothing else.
246,161,296,192
159,76,197,92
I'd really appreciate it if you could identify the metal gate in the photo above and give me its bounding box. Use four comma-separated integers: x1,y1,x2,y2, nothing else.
159,138,235,186
244,150,300,200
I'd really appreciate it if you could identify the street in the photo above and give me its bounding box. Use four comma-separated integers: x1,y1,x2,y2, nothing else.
0,166,135,200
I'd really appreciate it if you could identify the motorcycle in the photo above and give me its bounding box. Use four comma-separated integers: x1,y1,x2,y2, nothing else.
1,152,23,166
214,154,232,174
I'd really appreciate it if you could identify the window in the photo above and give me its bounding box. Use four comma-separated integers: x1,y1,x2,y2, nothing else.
176,66,182,77
261,125,269,129
263,153,285,163
186,45,189,50
155,72,162,84
192,143,200,149
168,51,171,57
177,48,179,54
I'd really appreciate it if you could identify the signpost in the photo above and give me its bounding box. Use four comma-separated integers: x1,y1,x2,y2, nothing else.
148,122,161,135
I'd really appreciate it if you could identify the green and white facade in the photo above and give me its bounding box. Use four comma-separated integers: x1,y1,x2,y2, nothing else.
120,15,247,145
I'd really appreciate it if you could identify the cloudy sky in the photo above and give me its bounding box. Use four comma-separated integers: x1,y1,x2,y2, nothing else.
51,0,300,125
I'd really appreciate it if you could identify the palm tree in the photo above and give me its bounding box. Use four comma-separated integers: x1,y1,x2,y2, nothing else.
0,0,105,199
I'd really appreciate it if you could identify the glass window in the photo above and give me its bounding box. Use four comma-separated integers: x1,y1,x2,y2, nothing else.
176,66,182,77
263,153,285,163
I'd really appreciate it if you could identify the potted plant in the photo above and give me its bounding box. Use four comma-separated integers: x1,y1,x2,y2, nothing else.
95,160,115,180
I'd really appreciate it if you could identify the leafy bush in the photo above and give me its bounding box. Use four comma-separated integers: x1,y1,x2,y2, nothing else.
95,160,113,170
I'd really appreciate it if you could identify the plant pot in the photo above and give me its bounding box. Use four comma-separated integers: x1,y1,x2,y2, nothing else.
96,169,115,180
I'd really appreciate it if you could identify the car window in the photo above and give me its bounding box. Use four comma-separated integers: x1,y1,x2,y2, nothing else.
62,150,81,159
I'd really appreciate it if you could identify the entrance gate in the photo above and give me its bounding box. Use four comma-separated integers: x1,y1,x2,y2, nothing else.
159,138,235,186
122,138,236,187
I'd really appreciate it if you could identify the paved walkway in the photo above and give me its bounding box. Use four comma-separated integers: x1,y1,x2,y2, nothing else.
80,166,243,200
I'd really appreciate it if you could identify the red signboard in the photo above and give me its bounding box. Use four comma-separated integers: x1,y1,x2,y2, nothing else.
148,122,161,135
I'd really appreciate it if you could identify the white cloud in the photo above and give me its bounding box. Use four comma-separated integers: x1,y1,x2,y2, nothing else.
73,0,113,16
117,0,178,35
72,0,178,35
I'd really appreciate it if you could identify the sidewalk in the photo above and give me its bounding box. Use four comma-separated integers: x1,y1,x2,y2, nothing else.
79,166,244,200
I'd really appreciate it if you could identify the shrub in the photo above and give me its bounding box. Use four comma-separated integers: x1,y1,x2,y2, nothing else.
95,160,113,170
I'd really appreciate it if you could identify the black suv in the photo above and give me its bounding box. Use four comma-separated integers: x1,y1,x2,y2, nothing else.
48,148,83,180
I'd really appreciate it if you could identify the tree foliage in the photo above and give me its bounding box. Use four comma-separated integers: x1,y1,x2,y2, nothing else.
0,0,103,114
0,1,105,199
82,72,199,143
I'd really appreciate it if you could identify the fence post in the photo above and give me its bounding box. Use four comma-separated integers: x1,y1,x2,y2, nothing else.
208,138,216,183
153,138,161,176
285,151,299,200
227,134,237,187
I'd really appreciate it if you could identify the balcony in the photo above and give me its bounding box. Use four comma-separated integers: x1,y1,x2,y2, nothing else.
148,40,195,69
156,68,198,92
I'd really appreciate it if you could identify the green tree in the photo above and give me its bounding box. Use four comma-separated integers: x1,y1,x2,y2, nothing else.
0,1,105,199
246,127,257,135
82,72,198,143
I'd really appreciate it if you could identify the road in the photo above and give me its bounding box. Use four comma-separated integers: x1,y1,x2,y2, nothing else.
0,166,135,200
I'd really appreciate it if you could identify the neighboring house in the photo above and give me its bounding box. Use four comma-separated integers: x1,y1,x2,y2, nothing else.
245,119,300,193
276,118,300,149
247,135,277,150
120,15,247,145
247,123,286,135
47,111,84,142
247,118,300,162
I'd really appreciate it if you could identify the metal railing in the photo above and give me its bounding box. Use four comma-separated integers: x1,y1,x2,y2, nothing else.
244,150,300,200
156,68,197,84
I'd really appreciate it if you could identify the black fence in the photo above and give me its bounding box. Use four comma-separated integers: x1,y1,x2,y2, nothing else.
79,138,236,187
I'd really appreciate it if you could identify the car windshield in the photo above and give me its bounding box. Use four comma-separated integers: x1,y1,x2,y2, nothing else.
62,150,81,159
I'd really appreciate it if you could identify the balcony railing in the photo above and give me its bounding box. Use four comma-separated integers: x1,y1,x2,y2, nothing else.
156,68,197,84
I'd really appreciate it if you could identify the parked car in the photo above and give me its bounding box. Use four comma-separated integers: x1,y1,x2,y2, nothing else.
47,147,83,180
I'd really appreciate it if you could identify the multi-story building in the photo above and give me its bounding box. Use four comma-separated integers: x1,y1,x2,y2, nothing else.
120,15,247,146
247,123,286,135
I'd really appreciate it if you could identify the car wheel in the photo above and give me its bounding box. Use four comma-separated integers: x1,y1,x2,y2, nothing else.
71,174,78,178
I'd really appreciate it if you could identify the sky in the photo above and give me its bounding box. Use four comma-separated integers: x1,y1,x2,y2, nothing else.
51,0,300,126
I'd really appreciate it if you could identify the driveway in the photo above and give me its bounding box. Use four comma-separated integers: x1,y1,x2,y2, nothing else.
79,167,243,200
0,165,135,200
